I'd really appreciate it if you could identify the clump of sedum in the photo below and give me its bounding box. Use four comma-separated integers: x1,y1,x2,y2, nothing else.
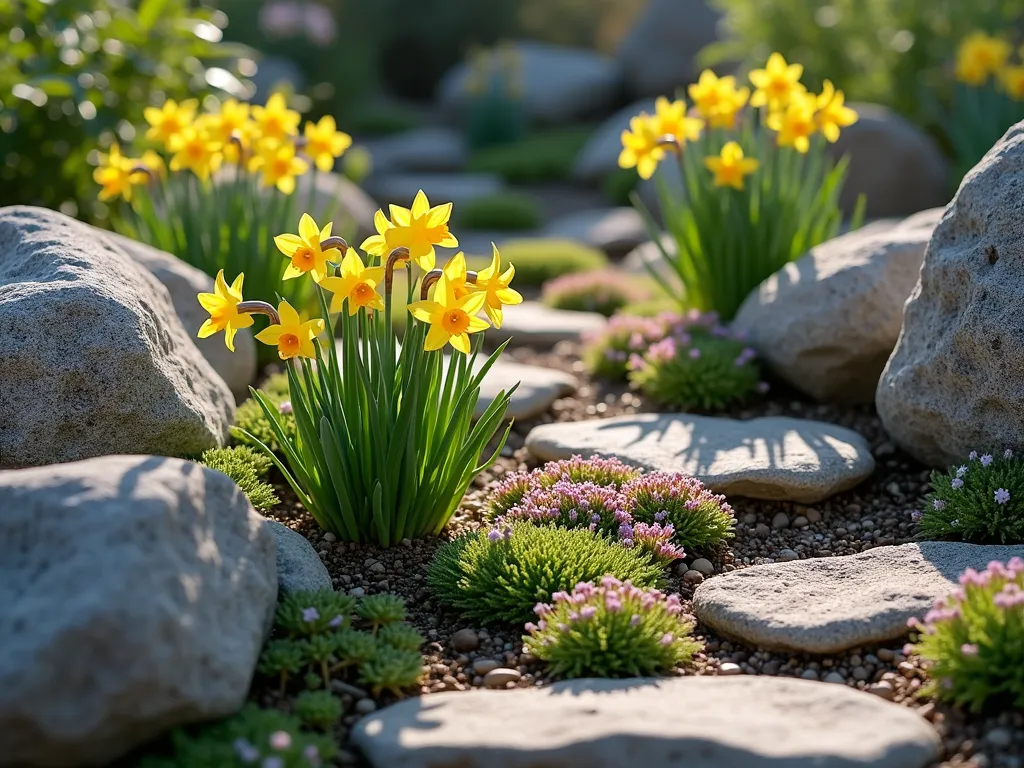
487,455,640,517
428,522,664,625
907,558,1024,711
524,577,701,679
292,690,343,731
920,449,1024,543
581,312,676,380
624,472,735,550
541,270,653,317
200,445,279,511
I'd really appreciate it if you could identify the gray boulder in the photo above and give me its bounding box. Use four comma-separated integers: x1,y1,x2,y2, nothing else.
0,455,278,767
616,0,722,99
438,41,622,124
106,231,257,400
364,126,467,174
830,103,949,219
571,98,657,183
877,121,1024,466
266,520,332,595
733,209,942,403
0,207,234,468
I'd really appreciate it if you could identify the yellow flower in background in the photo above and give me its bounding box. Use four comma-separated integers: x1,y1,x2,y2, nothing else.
360,190,459,272
93,143,137,202
704,141,759,190
688,71,750,129
618,113,664,180
767,92,818,153
320,250,385,315
254,300,324,360
196,270,254,352
956,32,1012,85
1000,65,1024,99
138,149,166,179
473,244,522,328
251,93,300,142
168,127,223,181
251,140,309,194
815,80,858,142
441,252,474,300
207,99,252,162
144,98,198,146
408,274,489,354
749,52,806,111
304,116,353,172
653,96,704,146
274,213,339,282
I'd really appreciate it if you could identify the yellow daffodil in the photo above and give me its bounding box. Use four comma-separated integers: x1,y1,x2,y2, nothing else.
956,32,1012,86
251,140,309,194
815,80,858,142
93,143,137,202
303,115,353,172
360,190,459,272
273,213,339,282
618,113,665,180
767,92,818,153
144,98,198,146
207,99,252,162
254,300,324,360
251,93,300,142
704,141,759,190
197,270,254,352
408,274,489,354
749,52,806,111
1000,65,1024,99
320,250,385,315
138,149,166,179
653,96,704,146
688,70,750,129
168,126,223,182
472,244,522,328
441,252,474,300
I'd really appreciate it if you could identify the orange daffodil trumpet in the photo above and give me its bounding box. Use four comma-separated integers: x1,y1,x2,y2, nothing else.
274,213,339,282
409,276,490,354
320,251,386,316
255,300,325,361
705,142,759,190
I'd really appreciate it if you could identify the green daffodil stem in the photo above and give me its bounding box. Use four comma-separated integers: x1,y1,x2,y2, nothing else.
419,269,478,300
236,300,281,325
384,247,411,298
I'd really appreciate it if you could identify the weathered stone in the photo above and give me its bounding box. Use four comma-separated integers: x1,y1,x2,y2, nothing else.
476,358,577,420
365,173,504,209
0,206,233,468
829,103,949,219
733,209,942,403
266,520,332,595
693,542,1024,654
364,127,467,173
106,231,257,399
0,455,277,766
877,120,1024,466
540,207,647,259
439,41,622,124
617,0,722,99
571,99,656,183
490,301,606,349
353,676,939,768
526,413,874,503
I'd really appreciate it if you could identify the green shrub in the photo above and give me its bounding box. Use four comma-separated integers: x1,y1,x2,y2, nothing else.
233,373,296,453
0,0,245,221
623,473,736,551
542,270,653,316
524,577,701,679
921,449,1024,543
628,327,762,411
495,238,608,287
428,522,664,625
907,558,1024,711
456,192,542,231
200,446,279,512
467,126,594,182
581,312,676,380
292,690,343,731
139,703,335,768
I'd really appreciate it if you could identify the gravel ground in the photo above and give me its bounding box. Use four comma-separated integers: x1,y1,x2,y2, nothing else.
257,343,1023,768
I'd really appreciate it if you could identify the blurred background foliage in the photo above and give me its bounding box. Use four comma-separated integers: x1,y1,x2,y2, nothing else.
0,0,251,221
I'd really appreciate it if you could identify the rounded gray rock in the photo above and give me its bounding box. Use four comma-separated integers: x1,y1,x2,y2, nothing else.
0,455,277,766
877,120,1024,466
265,520,332,595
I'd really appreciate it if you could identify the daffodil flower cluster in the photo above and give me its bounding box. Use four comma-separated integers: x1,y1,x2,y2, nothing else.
955,32,1024,97
617,53,862,321
197,194,522,546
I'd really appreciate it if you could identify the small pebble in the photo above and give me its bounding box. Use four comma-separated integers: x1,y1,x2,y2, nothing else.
868,681,894,700
823,672,846,684
772,512,790,529
451,628,480,652
354,699,377,715
898,661,915,678
369,562,386,574
349,587,366,598
800,669,819,681
792,516,809,528
986,728,1013,748
876,648,895,662
483,668,522,688
778,549,799,562
473,659,501,676
323,532,337,543
690,558,714,576
852,666,869,681
718,662,743,676
683,570,704,586
755,523,770,538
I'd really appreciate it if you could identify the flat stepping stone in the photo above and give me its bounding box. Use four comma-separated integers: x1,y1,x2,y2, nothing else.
474,358,577,421
490,302,606,349
526,413,874,503
693,542,1024,654
353,676,939,768
540,207,647,259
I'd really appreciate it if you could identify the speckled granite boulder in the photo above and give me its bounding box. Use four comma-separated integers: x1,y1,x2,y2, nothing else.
0,455,277,767
0,207,233,467
877,121,1024,466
